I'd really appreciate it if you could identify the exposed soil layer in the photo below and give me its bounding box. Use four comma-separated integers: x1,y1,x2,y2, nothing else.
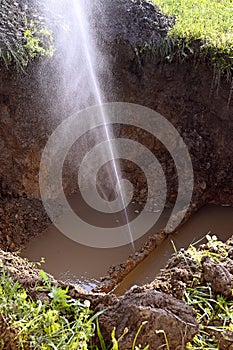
1,235,233,349
0,189,50,251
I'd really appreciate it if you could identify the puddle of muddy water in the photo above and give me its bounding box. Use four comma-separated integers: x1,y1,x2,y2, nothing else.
22,198,233,292
21,192,170,290
114,204,233,295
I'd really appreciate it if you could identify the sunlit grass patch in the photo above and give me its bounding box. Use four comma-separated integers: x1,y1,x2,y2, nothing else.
152,0,233,77
0,268,150,349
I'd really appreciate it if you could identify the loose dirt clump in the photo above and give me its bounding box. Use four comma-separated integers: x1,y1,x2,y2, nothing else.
130,236,233,348
95,289,198,349
137,236,233,299
202,256,232,297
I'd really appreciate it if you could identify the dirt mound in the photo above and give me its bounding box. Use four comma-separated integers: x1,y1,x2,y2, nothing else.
94,0,175,47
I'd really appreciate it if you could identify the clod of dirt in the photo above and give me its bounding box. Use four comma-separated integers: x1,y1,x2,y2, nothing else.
96,289,198,350
202,256,233,297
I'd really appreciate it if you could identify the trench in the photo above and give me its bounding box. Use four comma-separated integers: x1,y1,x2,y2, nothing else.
114,204,233,295
21,201,233,293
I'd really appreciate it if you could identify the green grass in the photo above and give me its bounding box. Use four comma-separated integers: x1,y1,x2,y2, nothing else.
0,18,54,69
0,269,149,350
185,285,233,349
178,235,233,349
152,0,233,77
0,269,95,349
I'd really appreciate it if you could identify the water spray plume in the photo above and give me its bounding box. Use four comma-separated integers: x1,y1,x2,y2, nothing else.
73,0,135,250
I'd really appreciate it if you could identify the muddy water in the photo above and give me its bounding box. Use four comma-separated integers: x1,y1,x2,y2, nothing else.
22,200,233,292
22,192,170,290
115,204,233,295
